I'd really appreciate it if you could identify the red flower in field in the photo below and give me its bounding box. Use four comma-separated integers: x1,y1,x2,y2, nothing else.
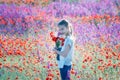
33,67,37,72
7,49,13,55
43,65,47,68
98,66,105,72
48,55,52,59
87,56,92,62
3,57,6,61
50,32,65,47
44,0,49,2
46,72,54,80
0,62,2,69
48,72,54,78
98,66,102,70
105,55,109,59
70,69,75,74
115,44,120,49
3,63,11,68
118,54,120,60
9,18,15,25
52,37,57,42
112,52,117,56
0,49,3,58
107,61,112,67
117,62,120,67
50,32,54,37
113,64,117,68
99,77,103,80
56,72,60,76
77,75,81,79
34,78,40,80
12,63,19,69
82,64,86,69
15,76,18,80
0,19,7,25
18,67,23,73
98,59,103,62
49,63,53,66
16,49,25,56
83,59,87,63
46,76,53,80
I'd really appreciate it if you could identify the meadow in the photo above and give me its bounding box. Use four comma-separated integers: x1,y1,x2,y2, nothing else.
0,0,120,80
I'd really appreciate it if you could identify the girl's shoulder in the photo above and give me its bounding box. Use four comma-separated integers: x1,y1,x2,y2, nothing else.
66,36,73,42
65,36,74,46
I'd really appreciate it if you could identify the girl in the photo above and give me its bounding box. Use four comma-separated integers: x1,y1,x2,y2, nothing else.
53,19,74,80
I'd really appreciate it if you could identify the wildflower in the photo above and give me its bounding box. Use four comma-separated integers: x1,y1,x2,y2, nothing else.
3,63,11,68
18,67,23,73
46,76,53,80
99,77,103,80
50,32,65,61
34,77,40,80
15,76,18,80
0,62,2,69
82,64,86,69
113,64,117,69
112,52,117,56
0,49,3,58
70,69,75,74
77,75,80,79
12,63,19,69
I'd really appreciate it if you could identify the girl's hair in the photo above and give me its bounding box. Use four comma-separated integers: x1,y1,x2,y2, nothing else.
57,19,73,37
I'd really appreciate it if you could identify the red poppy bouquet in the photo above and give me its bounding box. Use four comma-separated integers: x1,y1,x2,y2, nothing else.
50,32,65,60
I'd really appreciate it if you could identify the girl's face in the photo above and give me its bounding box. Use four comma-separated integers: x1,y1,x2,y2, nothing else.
58,25,68,35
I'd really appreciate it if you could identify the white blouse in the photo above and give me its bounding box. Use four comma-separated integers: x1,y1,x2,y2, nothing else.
57,36,74,68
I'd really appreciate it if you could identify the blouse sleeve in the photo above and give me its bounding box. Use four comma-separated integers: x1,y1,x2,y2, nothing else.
67,38,73,47
61,37,73,52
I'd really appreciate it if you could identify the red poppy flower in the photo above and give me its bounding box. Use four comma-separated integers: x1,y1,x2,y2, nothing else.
50,32,65,47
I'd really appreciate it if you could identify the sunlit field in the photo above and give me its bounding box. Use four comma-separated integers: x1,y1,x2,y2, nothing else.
0,0,120,80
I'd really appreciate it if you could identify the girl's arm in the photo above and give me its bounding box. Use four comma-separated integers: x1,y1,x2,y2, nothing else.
53,44,71,58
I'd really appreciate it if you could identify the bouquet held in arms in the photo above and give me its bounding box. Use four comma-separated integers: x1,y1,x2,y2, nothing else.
50,32,65,61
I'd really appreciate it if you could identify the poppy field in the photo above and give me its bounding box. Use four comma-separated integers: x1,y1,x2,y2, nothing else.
0,0,120,80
